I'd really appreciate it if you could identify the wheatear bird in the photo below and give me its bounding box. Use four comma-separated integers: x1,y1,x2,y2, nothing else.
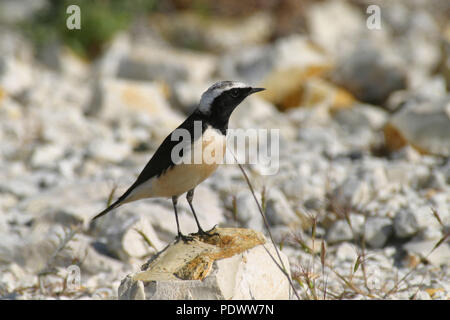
92,81,265,241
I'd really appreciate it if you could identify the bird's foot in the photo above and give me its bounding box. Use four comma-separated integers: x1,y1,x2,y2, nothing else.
195,225,220,239
176,232,194,243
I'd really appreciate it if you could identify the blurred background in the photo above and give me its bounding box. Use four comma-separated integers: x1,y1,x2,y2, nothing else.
0,0,449,299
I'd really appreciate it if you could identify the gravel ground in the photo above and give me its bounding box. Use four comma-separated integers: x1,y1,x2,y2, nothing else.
0,0,449,299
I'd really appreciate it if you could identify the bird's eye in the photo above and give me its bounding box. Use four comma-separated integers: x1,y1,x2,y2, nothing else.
230,89,239,98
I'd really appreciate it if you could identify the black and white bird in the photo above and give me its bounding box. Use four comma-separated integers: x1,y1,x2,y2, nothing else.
92,80,265,241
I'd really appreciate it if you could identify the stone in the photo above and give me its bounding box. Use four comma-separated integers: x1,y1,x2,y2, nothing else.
0,54,33,96
35,106,94,148
384,96,450,156
332,41,407,106
91,210,164,261
234,191,264,231
333,104,388,133
413,290,431,300
364,217,393,248
87,139,132,163
326,214,365,243
118,228,291,300
30,144,65,168
0,0,46,24
87,78,183,140
149,12,274,52
394,205,441,238
116,44,216,85
335,242,358,262
38,44,89,79
221,35,332,110
307,0,367,55
333,176,371,209
404,240,450,266
265,188,299,227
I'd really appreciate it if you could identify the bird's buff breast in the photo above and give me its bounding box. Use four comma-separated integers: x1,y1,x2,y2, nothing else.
127,128,226,200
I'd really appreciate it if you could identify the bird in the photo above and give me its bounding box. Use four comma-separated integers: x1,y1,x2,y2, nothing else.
92,80,265,242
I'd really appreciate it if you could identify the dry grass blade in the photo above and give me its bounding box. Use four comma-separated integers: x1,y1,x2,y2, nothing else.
354,255,362,273
233,154,300,300
431,207,444,227
320,240,326,269
383,233,448,298
107,183,118,207
134,228,158,251
430,233,449,254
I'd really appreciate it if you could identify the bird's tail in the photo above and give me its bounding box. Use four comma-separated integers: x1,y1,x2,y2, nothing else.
91,198,122,221
92,181,138,221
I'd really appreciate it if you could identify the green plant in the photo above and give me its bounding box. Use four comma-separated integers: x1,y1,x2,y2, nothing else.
20,0,158,59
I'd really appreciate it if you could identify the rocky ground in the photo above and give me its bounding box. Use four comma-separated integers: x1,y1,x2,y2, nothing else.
0,0,449,299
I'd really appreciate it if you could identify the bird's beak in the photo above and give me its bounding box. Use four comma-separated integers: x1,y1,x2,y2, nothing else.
249,87,266,94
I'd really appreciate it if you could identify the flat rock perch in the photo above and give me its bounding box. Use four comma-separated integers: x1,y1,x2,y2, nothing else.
118,227,291,299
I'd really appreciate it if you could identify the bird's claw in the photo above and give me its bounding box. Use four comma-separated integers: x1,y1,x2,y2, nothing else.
195,225,220,238
176,233,195,243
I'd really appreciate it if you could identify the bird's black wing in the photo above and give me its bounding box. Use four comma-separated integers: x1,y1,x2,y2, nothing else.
92,112,207,220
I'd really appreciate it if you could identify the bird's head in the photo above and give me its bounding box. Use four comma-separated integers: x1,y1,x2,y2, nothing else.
197,81,265,122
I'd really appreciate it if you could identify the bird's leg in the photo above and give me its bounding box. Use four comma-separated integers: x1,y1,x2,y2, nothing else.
186,189,219,238
172,196,193,243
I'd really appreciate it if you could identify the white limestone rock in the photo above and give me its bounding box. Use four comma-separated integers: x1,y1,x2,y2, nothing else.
118,228,291,300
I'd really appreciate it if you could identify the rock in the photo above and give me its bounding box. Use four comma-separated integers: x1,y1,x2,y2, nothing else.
298,125,346,156
265,188,299,227
335,242,358,262
333,176,371,209
87,139,131,163
394,205,441,239
0,0,46,24
87,78,183,140
229,95,297,141
404,240,450,266
384,163,430,188
171,80,210,113
149,12,274,52
333,104,388,135
441,26,450,90
92,210,164,261
382,3,441,84
52,233,128,276
413,290,432,300
0,176,39,200
364,217,393,248
118,228,291,300
96,32,216,84
326,214,365,243
390,146,422,163
34,106,94,148
234,191,264,231
290,77,356,111
17,179,109,226
384,96,450,156
332,40,407,106
30,144,65,168
116,44,216,85
0,263,36,294
221,35,332,110
38,44,89,79
307,0,367,55
0,50,33,95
